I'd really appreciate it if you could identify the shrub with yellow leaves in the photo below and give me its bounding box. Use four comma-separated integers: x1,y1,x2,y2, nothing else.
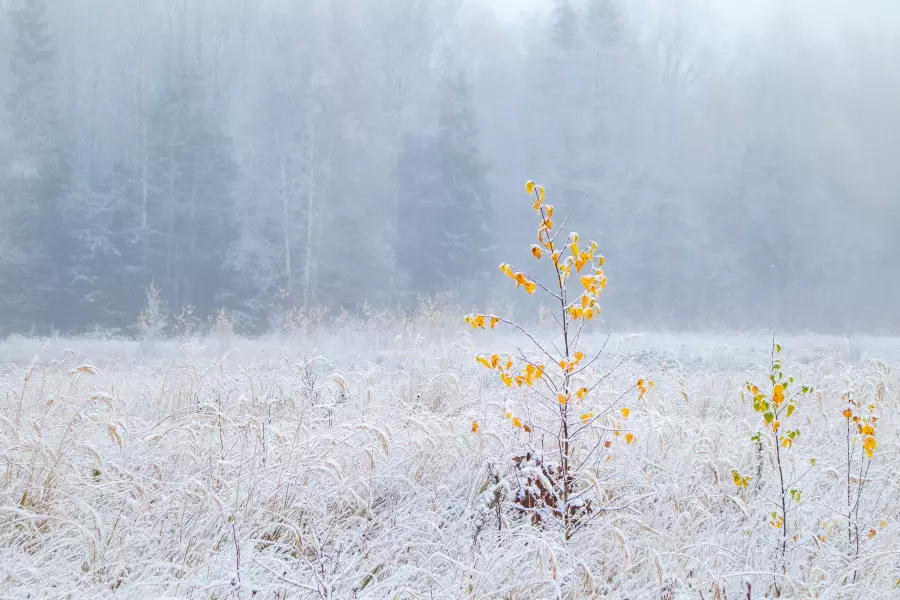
842,391,881,582
739,342,813,595
465,180,650,541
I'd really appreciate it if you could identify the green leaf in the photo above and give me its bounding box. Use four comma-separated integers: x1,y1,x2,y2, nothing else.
787,404,795,418
764,412,774,424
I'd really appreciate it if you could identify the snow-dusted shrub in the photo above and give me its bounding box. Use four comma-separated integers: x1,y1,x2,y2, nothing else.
465,181,652,540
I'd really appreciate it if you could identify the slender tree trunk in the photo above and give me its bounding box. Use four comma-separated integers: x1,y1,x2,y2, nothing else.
302,112,316,310
165,137,177,302
277,133,293,301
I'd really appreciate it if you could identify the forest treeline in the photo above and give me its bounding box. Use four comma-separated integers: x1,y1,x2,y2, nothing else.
1,0,898,335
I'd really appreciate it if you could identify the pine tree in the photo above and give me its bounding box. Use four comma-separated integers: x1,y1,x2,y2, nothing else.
396,73,492,298
68,163,145,329
3,0,72,330
551,0,579,51
144,68,237,316
585,0,623,47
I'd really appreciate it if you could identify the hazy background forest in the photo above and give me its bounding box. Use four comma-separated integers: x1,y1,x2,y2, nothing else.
1,0,899,336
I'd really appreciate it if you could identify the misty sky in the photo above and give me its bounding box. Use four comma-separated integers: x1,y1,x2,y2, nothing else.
2,0,900,335
486,0,900,37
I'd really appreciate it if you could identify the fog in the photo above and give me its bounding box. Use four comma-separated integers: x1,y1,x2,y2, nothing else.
1,0,899,335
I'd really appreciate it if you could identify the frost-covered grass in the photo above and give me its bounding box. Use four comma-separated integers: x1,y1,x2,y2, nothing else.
1,325,899,599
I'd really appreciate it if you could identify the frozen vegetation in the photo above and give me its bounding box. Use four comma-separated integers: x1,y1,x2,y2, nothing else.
1,321,898,598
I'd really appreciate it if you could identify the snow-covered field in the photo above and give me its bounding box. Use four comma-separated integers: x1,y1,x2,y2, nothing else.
1,323,899,599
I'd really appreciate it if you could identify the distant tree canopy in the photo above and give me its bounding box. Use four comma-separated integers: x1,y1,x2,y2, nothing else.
0,0,898,334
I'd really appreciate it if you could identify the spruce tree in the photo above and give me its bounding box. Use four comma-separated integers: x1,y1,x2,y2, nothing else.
396,73,492,298
4,0,72,330
144,68,237,316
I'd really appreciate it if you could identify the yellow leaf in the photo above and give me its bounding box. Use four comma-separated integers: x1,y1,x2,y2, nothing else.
546,205,554,218
577,252,591,272
580,412,594,424
538,227,553,249
512,416,522,429
473,315,485,329
531,245,542,259
524,281,536,295
864,436,877,458
490,316,499,329
576,387,589,400
580,275,594,289
491,354,500,369
500,372,512,387
476,355,491,369
471,420,479,433
574,351,585,363
537,185,545,202
773,384,785,406
551,251,561,265
526,180,535,195
625,433,635,445
558,393,569,405
524,364,536,384
621,407,630,419
843,408,853,419
505,356,513,370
